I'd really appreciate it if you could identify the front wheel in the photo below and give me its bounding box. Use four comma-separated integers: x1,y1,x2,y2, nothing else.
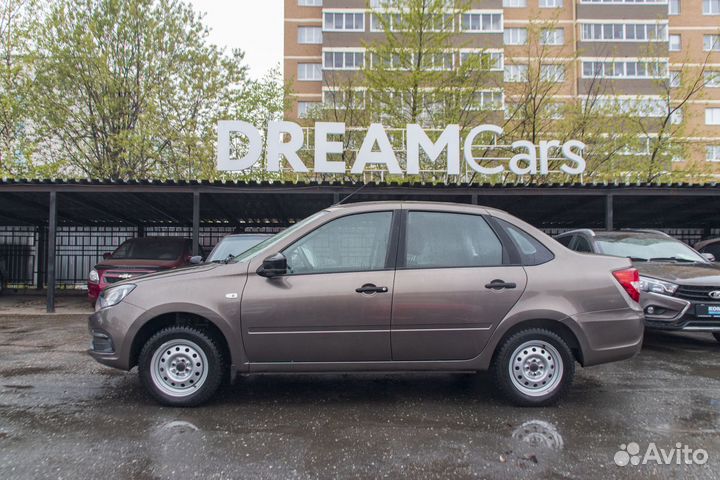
713,332,720,344
138,326,225,407
492,328,575,407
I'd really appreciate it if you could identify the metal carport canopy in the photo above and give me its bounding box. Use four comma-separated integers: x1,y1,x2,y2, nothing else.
2,178,720,312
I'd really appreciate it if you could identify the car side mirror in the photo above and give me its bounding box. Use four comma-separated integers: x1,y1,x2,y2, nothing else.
702,252,716,262
189,255,203,265
257,253,287,278
102,252,112,260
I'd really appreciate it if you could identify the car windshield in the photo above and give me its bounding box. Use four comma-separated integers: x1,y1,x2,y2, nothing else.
595,235,707,263
111,238,185,260
230,210,329,264
207,235,271,262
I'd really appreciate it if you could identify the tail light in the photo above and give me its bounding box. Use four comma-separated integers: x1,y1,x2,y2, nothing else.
613,268,640,303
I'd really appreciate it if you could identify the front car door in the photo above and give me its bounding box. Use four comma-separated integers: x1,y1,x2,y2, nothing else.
241,210,398,363
391,207,528,361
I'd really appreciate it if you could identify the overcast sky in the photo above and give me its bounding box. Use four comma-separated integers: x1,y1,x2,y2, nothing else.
188,0,284,79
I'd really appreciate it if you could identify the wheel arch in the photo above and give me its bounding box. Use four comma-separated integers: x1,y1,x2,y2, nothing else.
128,311,233,372
485,318,586,368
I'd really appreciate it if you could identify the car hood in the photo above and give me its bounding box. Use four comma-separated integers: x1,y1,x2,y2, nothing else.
95,259,180,269
127,262,222,284
634,261,720,285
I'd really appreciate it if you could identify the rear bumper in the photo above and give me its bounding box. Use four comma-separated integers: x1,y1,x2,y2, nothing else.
570,308,644,367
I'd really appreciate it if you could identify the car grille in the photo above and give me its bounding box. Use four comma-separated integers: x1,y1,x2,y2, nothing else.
674,285,720,302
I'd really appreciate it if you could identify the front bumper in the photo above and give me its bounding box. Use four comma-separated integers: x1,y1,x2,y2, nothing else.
642,291,720,332
87,300,145,370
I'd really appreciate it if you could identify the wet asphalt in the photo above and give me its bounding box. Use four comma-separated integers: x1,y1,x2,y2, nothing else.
0,315,719,479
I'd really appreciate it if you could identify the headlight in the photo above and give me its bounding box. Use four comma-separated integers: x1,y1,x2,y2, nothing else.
98,284,136,309
639,276,678,295
88,269,100,283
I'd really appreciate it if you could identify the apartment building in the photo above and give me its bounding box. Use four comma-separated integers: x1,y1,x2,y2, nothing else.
284,0,720,168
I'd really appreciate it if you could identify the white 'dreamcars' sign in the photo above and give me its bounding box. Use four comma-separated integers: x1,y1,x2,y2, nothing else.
217,121,586,176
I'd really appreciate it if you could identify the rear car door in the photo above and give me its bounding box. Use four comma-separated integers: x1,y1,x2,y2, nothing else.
241,211,398,363
390,209,528,361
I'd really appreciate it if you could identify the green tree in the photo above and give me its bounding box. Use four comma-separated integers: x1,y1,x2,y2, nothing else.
30,0,273,179
0,0,42,177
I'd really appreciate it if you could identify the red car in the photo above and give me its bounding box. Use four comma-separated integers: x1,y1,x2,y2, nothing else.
88,237,203,305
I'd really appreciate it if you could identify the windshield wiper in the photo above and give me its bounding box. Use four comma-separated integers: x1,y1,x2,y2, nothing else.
626,256,649,262
647,257,697,263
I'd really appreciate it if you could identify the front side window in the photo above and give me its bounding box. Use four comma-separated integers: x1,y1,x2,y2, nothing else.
283,212,393,275
404,212,503,269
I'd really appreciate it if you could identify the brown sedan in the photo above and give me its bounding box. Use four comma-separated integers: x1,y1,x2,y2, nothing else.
88,202,644,407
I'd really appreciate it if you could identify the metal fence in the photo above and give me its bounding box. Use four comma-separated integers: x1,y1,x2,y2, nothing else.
0,224,717,290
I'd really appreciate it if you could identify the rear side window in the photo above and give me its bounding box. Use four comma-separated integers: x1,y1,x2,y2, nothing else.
556,235,573,247
495,219,554,266
573,236,593,253
405,212,503,268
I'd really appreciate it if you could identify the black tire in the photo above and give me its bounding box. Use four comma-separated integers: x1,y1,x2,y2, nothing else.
491,328,575,407
138,326,225,407
713,332,720,344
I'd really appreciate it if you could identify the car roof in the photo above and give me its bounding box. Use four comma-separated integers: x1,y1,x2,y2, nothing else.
326,200,506,215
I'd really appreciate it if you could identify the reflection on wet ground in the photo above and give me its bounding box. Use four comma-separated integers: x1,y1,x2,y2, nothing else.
0,315,719,479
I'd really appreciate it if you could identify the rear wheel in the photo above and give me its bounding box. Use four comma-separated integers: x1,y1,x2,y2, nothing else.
138,326,225,407
492,328,575,407
713,332,720,344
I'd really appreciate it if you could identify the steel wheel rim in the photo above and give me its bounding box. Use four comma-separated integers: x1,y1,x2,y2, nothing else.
509,340,564,397
149,339,209,398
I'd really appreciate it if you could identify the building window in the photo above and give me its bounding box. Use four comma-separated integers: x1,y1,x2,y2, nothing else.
504,27,528,45
708,146,720,162
705,71,720,87
541,64,566,82
298,64,322,81
323,12,365,32
580,23,667,42
298,102,321,118
581,60,668,79
540,0,563,7
323,50,365,70
371,13,452,32
504,64,528,82
703,0,720,14
298,0,322,6
469,91,504,111
460,50,504,70
670,108,683,124
669,34,681,51
706,108,720,125
669,0,680,14
669,71,681,87
541,28,565,45
460,13,503,33
323,90,366,109
581,0,669,3
503,0,528,6
298,26,322,44
422,52,455,70
704,35,720,51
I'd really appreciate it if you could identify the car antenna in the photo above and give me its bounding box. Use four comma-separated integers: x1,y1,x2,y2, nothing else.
334,182,369,206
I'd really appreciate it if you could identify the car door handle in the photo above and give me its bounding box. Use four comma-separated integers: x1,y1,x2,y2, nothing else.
356,284,389,294
485,280,517,290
